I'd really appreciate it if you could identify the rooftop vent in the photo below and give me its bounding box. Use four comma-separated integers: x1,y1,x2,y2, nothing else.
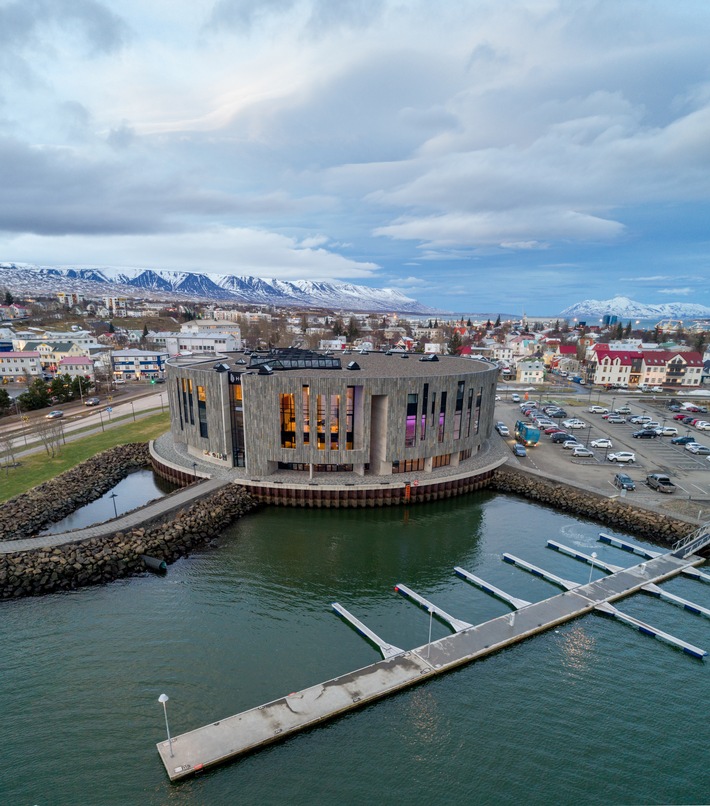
258,364,273,375
419,354,439,362
235,358,247,365
401,354,409,359
213,363,230,372
346,361,361,371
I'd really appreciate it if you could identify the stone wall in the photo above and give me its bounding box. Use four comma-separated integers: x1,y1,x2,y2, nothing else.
490,464,695,547
0,485,255,599
0,443,151,542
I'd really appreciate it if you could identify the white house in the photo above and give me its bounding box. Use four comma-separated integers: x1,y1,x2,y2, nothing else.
165,331,241,355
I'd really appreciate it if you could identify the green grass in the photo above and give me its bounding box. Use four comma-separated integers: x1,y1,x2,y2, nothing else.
0,412,170,503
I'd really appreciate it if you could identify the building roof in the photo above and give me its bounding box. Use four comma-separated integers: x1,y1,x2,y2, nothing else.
112,348,170,356
169,349,494,380
0,351,40,358
58,356,93,365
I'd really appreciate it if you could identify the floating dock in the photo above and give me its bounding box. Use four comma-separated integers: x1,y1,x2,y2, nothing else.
157,549,707,781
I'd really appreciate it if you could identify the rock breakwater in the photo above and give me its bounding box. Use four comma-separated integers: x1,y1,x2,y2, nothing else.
0,443,150,541
0,484,255,599
490,465,694,546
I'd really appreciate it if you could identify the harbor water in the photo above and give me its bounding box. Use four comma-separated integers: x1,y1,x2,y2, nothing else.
41,469,177,534
2,492,709,805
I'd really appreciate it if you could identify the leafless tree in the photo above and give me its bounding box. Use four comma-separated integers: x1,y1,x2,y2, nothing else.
0,433,18,475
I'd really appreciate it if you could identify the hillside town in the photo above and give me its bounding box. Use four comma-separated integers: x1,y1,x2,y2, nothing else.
1,287,710,416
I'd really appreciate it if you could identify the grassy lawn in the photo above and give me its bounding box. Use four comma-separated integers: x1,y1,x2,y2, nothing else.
0,412,170,503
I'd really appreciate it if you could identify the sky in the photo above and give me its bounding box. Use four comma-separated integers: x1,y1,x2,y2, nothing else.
1,0,710,314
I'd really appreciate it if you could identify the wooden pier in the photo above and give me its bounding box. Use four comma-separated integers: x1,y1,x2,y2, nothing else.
157,548,707,781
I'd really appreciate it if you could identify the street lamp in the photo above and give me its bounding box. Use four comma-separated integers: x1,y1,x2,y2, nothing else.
588,552,597,584
98,408,105,432
158,694,173,758
130,400,136,421
110,492,118,518
192,461,197,481
159,393,164,413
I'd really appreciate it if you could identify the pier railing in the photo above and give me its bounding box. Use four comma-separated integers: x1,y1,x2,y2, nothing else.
673,521,710,558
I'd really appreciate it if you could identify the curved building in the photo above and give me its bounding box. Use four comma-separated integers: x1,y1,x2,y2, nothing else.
165,348,500,481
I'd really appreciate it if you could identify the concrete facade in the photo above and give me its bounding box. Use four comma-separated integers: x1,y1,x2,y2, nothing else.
165,350,499,479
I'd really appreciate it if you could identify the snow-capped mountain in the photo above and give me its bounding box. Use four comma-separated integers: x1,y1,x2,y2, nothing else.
0,263,437,314
560,295,710,319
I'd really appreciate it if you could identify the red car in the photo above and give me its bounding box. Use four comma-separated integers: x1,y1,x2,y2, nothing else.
673,413,688,421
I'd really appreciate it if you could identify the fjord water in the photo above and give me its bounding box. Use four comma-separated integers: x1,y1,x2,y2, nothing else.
2,493,709,805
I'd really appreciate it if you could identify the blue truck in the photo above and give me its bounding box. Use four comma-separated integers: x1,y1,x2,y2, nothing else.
515,420,541,446
571,376,586,385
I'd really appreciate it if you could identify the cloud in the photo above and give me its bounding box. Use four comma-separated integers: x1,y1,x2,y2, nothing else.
0,226,380,280
657,287,692,296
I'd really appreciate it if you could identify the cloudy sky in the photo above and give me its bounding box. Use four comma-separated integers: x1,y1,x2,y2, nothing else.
1,0,710,314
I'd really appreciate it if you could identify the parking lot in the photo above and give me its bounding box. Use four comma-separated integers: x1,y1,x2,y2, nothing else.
495,390,710,516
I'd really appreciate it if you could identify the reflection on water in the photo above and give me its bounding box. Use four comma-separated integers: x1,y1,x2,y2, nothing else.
41,469,177,534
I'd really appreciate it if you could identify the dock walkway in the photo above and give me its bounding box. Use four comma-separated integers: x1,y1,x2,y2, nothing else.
157,549,704,781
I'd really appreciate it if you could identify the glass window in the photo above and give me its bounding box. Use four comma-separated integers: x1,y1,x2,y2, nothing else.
330,393,340,449
465,388,474,437
197,385,208,438
280,393,296,448
438,391,447,442
346,386,355,450
420,383,428,441
405,393,418,447
302,385,310,445
317,394,326,450
453,381,464,440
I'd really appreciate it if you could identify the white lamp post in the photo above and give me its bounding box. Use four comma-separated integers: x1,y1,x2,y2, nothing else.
159,693,173,757
588,552,597,584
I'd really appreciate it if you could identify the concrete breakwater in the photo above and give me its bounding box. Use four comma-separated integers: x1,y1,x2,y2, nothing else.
490,465,695,547
0,443,151,542
0,484,255,599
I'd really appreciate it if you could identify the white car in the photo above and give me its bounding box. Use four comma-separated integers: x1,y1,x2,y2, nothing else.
571,445,595,458
511,394,521,402
562,419,587,429
562,439,580,449
654,426,678,437
587,405,608,414
590,438,613,449
608,451,636,463
694,421,710,431
686,442,710,455
495,422,510,436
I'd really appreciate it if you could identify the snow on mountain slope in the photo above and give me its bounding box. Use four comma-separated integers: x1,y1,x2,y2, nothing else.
560,295,710,318
0,263,437,313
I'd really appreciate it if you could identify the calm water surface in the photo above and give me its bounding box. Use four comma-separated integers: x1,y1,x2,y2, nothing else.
2,492,709,805
41,470,177,534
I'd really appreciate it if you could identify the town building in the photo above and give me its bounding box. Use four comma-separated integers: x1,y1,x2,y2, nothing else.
165,331,241,355
0,351,42,380
165,348,499,478
111,348,169,381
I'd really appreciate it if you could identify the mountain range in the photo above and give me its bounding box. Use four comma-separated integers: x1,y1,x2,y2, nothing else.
559,295,710,319
0,263,437,314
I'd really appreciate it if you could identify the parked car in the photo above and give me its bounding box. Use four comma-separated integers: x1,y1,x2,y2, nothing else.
544,426,564,435
671,435,696,445
606,415,626,424
549,410,567,418
673,413,689,421
654,426,678,436
562,419,587,429
550,432,573,443
590,438,613,449
686,443,710,455
512,443,527,457
587,405,608,414
616,405,632,415
628,415,652,425
571,445,594,458
495,422,510,436
608,451,636,463
511,394,521,402
562,439,580,449
646,473,676,493
694,421,710,431
632,429,658,439
613,472,635,491
45,410,64,419
84,397,101,407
